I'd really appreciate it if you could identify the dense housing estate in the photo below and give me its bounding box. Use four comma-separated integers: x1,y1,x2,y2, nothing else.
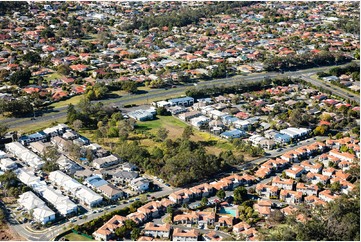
0,1,359,241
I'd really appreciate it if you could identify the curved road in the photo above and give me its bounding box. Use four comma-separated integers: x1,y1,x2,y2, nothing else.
4,63,359,130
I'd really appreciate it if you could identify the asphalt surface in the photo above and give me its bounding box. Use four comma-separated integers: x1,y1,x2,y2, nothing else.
3,62,359,130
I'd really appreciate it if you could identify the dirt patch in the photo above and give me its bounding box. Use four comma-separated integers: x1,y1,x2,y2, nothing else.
0,225,24,241
1,197,16,204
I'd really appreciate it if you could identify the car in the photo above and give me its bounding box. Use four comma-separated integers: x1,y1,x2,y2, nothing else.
98,209,103,212
276,148,283,152
92,211,97,214
110,205,116,208
78,215,83,219
165,183,170,187
198,224,204,229
70,219,77,223
129,199,134,202
135,198,140,201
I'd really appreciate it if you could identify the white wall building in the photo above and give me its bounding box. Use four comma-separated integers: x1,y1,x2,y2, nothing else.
0,158,17,171
18,191,56,224
5,142,45,169
49,170,102,207
190,116,210,127
42,187,78,216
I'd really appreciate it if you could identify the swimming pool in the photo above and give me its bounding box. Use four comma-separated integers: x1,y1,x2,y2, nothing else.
219,206,238,217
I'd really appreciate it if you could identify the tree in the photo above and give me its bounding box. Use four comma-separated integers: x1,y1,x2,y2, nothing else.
233,186,247,204
157,127,169,141
182,126,193,139
57,64,71,75
268,210,285,224
200,197,208,207
115,226,127,239
0,124,9,138
313,125,328,136
216,189,226,200
167,206,174,215
121,81,138,93
42,161,59,173
9,69,31,87
23,51,41,64
72,119,83,131
131,228,140,241
330,181,341,193
0,69,10,81
156,106,171,116
41,28,55,38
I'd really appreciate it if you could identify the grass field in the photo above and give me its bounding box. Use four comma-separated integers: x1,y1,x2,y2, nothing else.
136,116,235,156
43,72,63,82
10,116,67,134
63,233,93,241
49,95,84,109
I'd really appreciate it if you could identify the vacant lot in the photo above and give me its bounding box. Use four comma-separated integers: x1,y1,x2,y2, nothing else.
136,116,237,156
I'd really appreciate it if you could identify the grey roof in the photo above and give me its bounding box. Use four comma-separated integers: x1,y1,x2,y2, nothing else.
113,171,139,180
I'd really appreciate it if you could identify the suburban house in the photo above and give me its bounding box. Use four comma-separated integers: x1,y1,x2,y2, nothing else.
143,222,171,238
202,231,223,241
172,228,199,241
306,172,329,185
93,215,126,241
220,129,245,139
284,165,305,179
318,189,339,203
97,184,124,200
233,222,251,235
169,189,194,204
179,111,202,121
130,177,150,192
173,212,199,225
272,177,294,190
92,154,120,169
255,184,279,199
296,183,319,196
280,190,303,204
168,97,194,107
300,160,323,173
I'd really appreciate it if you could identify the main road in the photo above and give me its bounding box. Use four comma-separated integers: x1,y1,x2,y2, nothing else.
3,62,359,130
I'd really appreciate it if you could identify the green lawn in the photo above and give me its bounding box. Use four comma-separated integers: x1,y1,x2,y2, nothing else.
43,72,63,82
10,116,67,134
49,95,84,109
63,233,93,241
137,115,188,132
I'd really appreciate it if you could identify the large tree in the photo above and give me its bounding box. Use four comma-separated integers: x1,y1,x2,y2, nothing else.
9,69,31,87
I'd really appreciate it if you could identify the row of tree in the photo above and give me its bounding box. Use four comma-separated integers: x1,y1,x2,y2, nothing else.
264,51,352,71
